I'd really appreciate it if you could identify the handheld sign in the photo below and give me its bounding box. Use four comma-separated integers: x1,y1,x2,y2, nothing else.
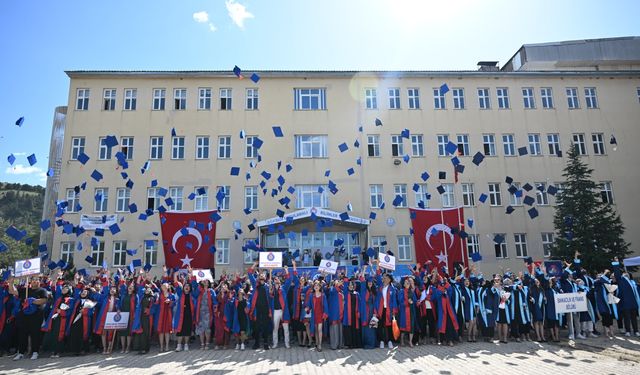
104,312,130,330
554,292,588,314
194,269,213,282
15,258,41,277
259,251,283,268
378,252,396,271
318,259,338,275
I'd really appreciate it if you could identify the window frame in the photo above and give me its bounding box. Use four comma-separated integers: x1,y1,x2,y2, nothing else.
478,88,490,109
294,88,326,110
441,183,455,208
502,134,516,156
391,135,404,157
365,88,377,109
369,184,384,209
461,183,475,207
483,134,496,156
393,184,408,208
566,87,580,109
522,87,535,109
295,185,328,209
194,187,209,211
514,233,528,258
584,87,598,109
116,187,131,213
541,87,554,109
169,186,183,211
216,239,230,264
174,88,187,110
295,135,327,158
528,133,542,156
246,88,259,110
452,88,465,109
411,134,424,157
196,136,210,159
397,235,412,261
112,240,127,267
388,88,401,109
123,88,137,111
76,88,90,110
244,186,258,211
199,87,212,110
103,88,116,111
572,133,587,155
220,88,232,110
456,134,470,156
152,88,166,110
496,87,510,109
120,136,134,160
171,136,185,160
592,133,606,155
218,136,232,159
433,88,446,109
94,187,108,213
367,134,380,157
407,88,420,109
488,183,502,206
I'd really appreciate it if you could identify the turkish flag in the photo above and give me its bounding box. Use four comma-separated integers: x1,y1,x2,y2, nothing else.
159,211,217,269
409,207,468,273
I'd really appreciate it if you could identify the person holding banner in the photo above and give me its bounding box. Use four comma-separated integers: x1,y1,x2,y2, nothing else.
374,260,397,349
173,270,195,352
93,272,120,355
306,280,328,351
9,275,48,360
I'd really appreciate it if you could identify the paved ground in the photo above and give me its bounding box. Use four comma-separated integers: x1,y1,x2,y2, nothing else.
1,335,638,375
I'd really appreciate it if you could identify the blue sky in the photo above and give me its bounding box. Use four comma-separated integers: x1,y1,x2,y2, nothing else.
0,0,638,186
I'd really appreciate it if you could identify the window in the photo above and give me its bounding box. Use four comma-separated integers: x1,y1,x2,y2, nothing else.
411,134,424,157
149,136,163,160
502,134,516,156
121,137,134,160
397,236,412,261
147,188,161,211
169,187,183,211
116,188,130,212
243,238,259,264
245,136,258,159
296,185,328,208
535,182,549,205
522,87,535,109
456,134,469,156
371,236,387,255
65,189,79,213
514,234,528,258
566,87,579,109
295,135,327,158
572,133,587,155
171,136,185,159
547,133,561,156
600,182,614,204
494,234,507,258
144,240,158,266
554,182,566,205
584,87,598,108
433,88,445,109
388,88,400,109
174,88,187,110
98,137,112,160
488,183,502,206
194,187,208,211
294,88,326,110
91,241,105,267
94,188,108,212
510,182,522,206
60,242,74,264
467,235,480,259
367,135,380,157
76,88,90,110
592,133,606,155
461,183,475,206
220,88,232,110
408,88,420,109
478,88,490,109
124,89,137,111
199,88,211,110
103,89,116,111
218,136,232,159
369,184,384,208
541,87,554,109
71,137,85,160
112,241,127,267
497,87,510,109
452,88,465,109
365,88,377,109
216,186,230,211
414,184,429,207
391,135,404,157
245,186,258,211
437,134,449,156
216,239,230,264
246,88,259,110
441,183,455,207
195,136,209,159
541,233,554,257
483,134,496,156
153,88,166,110
394,184,407,208
528,133,542,155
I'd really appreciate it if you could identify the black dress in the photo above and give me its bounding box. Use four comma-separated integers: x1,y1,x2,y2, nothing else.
178,295,193,337
343,292,362,348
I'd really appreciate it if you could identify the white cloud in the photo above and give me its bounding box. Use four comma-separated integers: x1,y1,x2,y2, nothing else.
209,22,217,32
6,164,44,175
226,0,254,29
193,11,209,23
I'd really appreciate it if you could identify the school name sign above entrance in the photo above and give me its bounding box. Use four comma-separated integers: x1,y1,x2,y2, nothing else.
256,208,370,227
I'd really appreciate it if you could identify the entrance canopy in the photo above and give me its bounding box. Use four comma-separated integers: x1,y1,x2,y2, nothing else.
256,207,370,227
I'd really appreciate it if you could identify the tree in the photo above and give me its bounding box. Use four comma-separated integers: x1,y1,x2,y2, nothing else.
551,145,630,272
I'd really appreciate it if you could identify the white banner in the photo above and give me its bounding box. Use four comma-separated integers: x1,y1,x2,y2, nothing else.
554,292,589,313
378,252,396,271
194,269,213,282
259,251,283,268
80,214,118,230
104,312,130,330
318,259,338,274
14,258,41,277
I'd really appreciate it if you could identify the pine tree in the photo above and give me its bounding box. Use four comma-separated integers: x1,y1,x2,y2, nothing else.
551,145,630,271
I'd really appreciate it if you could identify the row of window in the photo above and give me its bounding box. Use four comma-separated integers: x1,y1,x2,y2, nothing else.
69,131,610,162
64,179,615,215
466,232,555,259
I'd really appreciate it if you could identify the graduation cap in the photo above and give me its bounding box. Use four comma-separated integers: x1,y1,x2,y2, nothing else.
40,219,51,231
507,185,518,195
47,261,58,270
354,139,360,148
505,206,515,214
392,195,404,207
366,247,376,257
109,223,121,235
77,152,90,165
347,167,355,176
547,185,558,195
401,129,410,139
438,171,446,180
339,212,350,221
455,164,465,174
7,154,16,165
250,73,260,83
523,196,535,206
472,152,484,166
171,128,177,137
0,242,7,253
27,154,37,166
15,116,24,127
261,171,272,180
375,118,383,126
421,172,430,181
338,142,348,153
524,256,533,265
233,65,242,77
478,193,488,204
528,207,539,219
230,167,240,176
522,183,533,192
369,212,377,220
436,185,445,194
84,255,94,264
104,135,118,148
403,154,410,163
286,164,293,172
445,141,458,155
128,203,137,213
158,187,168,197
47,168,55,177
471,252,482,262
252,137,264,149
272,126,284,137
467,219,474,228
90,169,103,182
505,176,513,184
493,234,505,244
439,83,449,95
518,147,528,156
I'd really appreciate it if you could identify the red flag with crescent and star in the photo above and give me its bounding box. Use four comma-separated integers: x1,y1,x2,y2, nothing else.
159,211,217,269
409,207,468,272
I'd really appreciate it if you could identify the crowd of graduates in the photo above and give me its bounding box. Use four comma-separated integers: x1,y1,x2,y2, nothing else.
1,251,639,361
